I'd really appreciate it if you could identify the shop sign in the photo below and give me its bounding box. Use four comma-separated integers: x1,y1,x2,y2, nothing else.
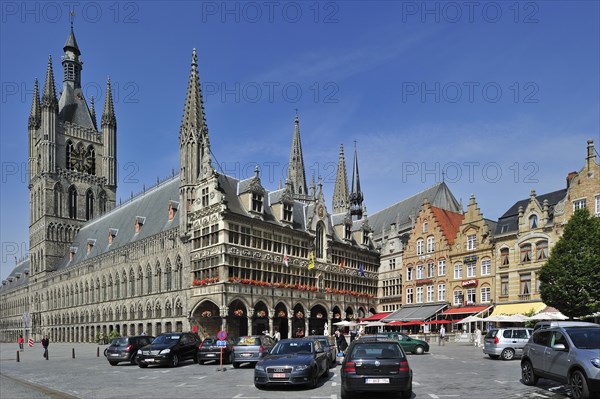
461,279,478,287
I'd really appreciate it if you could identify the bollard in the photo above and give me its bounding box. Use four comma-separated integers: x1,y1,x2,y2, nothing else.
96,346,99,357
72,348,75,359
46,351,49,360
16,350,20,362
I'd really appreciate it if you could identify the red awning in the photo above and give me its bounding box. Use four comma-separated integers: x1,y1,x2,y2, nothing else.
388,320,423,326
441,305,491,315
424,320,452,325
360,312,392,322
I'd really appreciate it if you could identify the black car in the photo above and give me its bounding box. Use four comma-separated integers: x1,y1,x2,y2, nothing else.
105,335,155,366
197,337,234,365
311,335,337,368
254,338,330,389
137,332,201,368
341,337,413,399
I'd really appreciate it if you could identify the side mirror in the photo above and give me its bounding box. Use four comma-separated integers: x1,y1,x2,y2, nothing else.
552,343,567,351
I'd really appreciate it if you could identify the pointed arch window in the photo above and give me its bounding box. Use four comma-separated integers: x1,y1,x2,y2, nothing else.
66,140,74,170
85,189,94,220
54,183,63,217
68,186,77,219
529,214,538,229
315,222,324,259
99,191,107,215
86,145,96,175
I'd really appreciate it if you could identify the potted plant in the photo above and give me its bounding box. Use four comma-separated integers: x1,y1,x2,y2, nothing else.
233,309,244,316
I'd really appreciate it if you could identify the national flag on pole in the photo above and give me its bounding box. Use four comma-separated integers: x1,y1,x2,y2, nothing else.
359,263,365,277
308,252,315,270
28,338,34,347
283,246,289,267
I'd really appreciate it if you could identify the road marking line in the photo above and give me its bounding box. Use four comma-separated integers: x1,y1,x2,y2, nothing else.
428,395,460,398
331,382,337,386
232,394,260,399
530,394,550,398
413,381,421,386
190,376,207,380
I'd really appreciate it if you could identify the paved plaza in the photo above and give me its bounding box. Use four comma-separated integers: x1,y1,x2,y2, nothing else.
0,341,573,399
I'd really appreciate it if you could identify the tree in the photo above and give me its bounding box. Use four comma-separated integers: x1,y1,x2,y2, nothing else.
539,208,600,318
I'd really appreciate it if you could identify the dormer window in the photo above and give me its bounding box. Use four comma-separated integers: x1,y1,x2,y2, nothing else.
283,203,293,222
344,224,351,240
529,214,538,229
252,192,263,213
69,246,78,261
135,216,146,233
108,228,118,245
168,201,179,221
362,230,369,245
86,239,96,255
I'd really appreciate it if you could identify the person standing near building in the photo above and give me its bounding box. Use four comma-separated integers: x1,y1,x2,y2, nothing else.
18,335,24,351
273,328,280,342
474,327,482,347
41,335,49,359
439,325,446,346
335,329,348,355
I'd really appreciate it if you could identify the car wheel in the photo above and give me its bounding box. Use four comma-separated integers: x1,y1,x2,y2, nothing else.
254,383,266,390
308,368,319,389
138,362,148,368
341,386,352,399
130,354,138,365
104,348,108,357
198,359,204,365
488,354,500,359
109,361,118,366
521,360,538,386
233,362,240,369
193,354,198,364
501,348,515,360
401,387,413,399
170,354,179,368
569,369,590,399
414,345,425,355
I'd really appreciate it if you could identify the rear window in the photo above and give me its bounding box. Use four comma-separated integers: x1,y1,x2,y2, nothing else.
350,343,403,360
111,338,129,347
485,330,498,339
203,338,217,345
235,337,260,346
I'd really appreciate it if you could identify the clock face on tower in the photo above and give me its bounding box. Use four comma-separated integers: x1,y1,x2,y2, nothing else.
70,146,93,173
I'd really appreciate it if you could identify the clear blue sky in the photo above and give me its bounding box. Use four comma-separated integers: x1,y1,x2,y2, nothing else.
1,1,599,280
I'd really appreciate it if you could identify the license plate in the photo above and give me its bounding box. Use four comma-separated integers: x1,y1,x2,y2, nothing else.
145,358,154,362
110,354,119,357
365,378,389,384
207,354,216,357
241,353,252,357
273,373,286,378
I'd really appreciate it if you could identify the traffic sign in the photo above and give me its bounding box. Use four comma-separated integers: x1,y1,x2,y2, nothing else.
217,330,227,340
216,340,227,347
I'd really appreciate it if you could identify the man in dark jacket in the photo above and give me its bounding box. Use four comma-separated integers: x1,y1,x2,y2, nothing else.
41,335,49,359
334,330,348,354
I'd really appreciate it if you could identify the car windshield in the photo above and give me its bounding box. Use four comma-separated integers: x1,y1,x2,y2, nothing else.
235,337,260,346
316,338,330,347
565,328,600,349
111,338,129,347
485,330,498,338
153,335,180,344
271,341,313,355
350,343,402,359
203,338,217,345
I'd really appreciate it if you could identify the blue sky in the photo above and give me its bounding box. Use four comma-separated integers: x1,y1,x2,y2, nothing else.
1,1,599,280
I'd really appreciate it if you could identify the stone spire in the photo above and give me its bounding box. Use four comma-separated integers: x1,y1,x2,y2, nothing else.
332,144,349,214
101,78,116,127
28,78,41,129
41,56,58,111
287,112,308,201
89,96,97,130
349,142,364,220
179,48,207,145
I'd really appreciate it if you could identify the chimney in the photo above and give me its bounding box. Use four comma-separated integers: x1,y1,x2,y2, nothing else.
566,171,577,189
587,139,596,171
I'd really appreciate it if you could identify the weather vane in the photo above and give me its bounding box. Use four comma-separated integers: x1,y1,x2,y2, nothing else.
70,8,75,30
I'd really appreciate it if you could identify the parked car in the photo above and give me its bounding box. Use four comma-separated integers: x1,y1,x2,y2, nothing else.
341,337,412,399
104,335,155,366
483,327,533,360
254,338,329,389
533,320,599,331
197,337,234,364
231,335,276,368
137,332,201,368
362,332,429,355
521,324,600,399
311,335,337,368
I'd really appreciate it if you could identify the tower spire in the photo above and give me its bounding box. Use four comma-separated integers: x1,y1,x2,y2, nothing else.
41,56,58,111
287,112,308,201
90,96,97,130
101,78,116,127
180,48,207,144
349,141,364,220
29,78,41,128
332,144,349,214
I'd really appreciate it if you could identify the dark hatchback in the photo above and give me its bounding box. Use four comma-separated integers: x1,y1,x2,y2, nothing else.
137,332,201,368
254,338,330,389
105,335,155,366
197,337,235,364
341,337,413,399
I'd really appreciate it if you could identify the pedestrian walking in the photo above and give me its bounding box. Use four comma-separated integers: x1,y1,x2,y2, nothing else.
439,325,446,346
474,327,482,347
273,328,280,342
18,335,24,351
334,329,348,356
41,335,49,358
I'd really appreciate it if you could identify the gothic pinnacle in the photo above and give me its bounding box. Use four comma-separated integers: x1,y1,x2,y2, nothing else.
180,48,207,143
101,78,116,127
41,56,58,111
28,78,41,128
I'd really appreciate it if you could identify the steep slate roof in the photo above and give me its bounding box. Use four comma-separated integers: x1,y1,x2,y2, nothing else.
0,258,30,293
430,206,464,245
494,189,567,236
58,87,96,129
54,176,180,271
367,182,461,236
